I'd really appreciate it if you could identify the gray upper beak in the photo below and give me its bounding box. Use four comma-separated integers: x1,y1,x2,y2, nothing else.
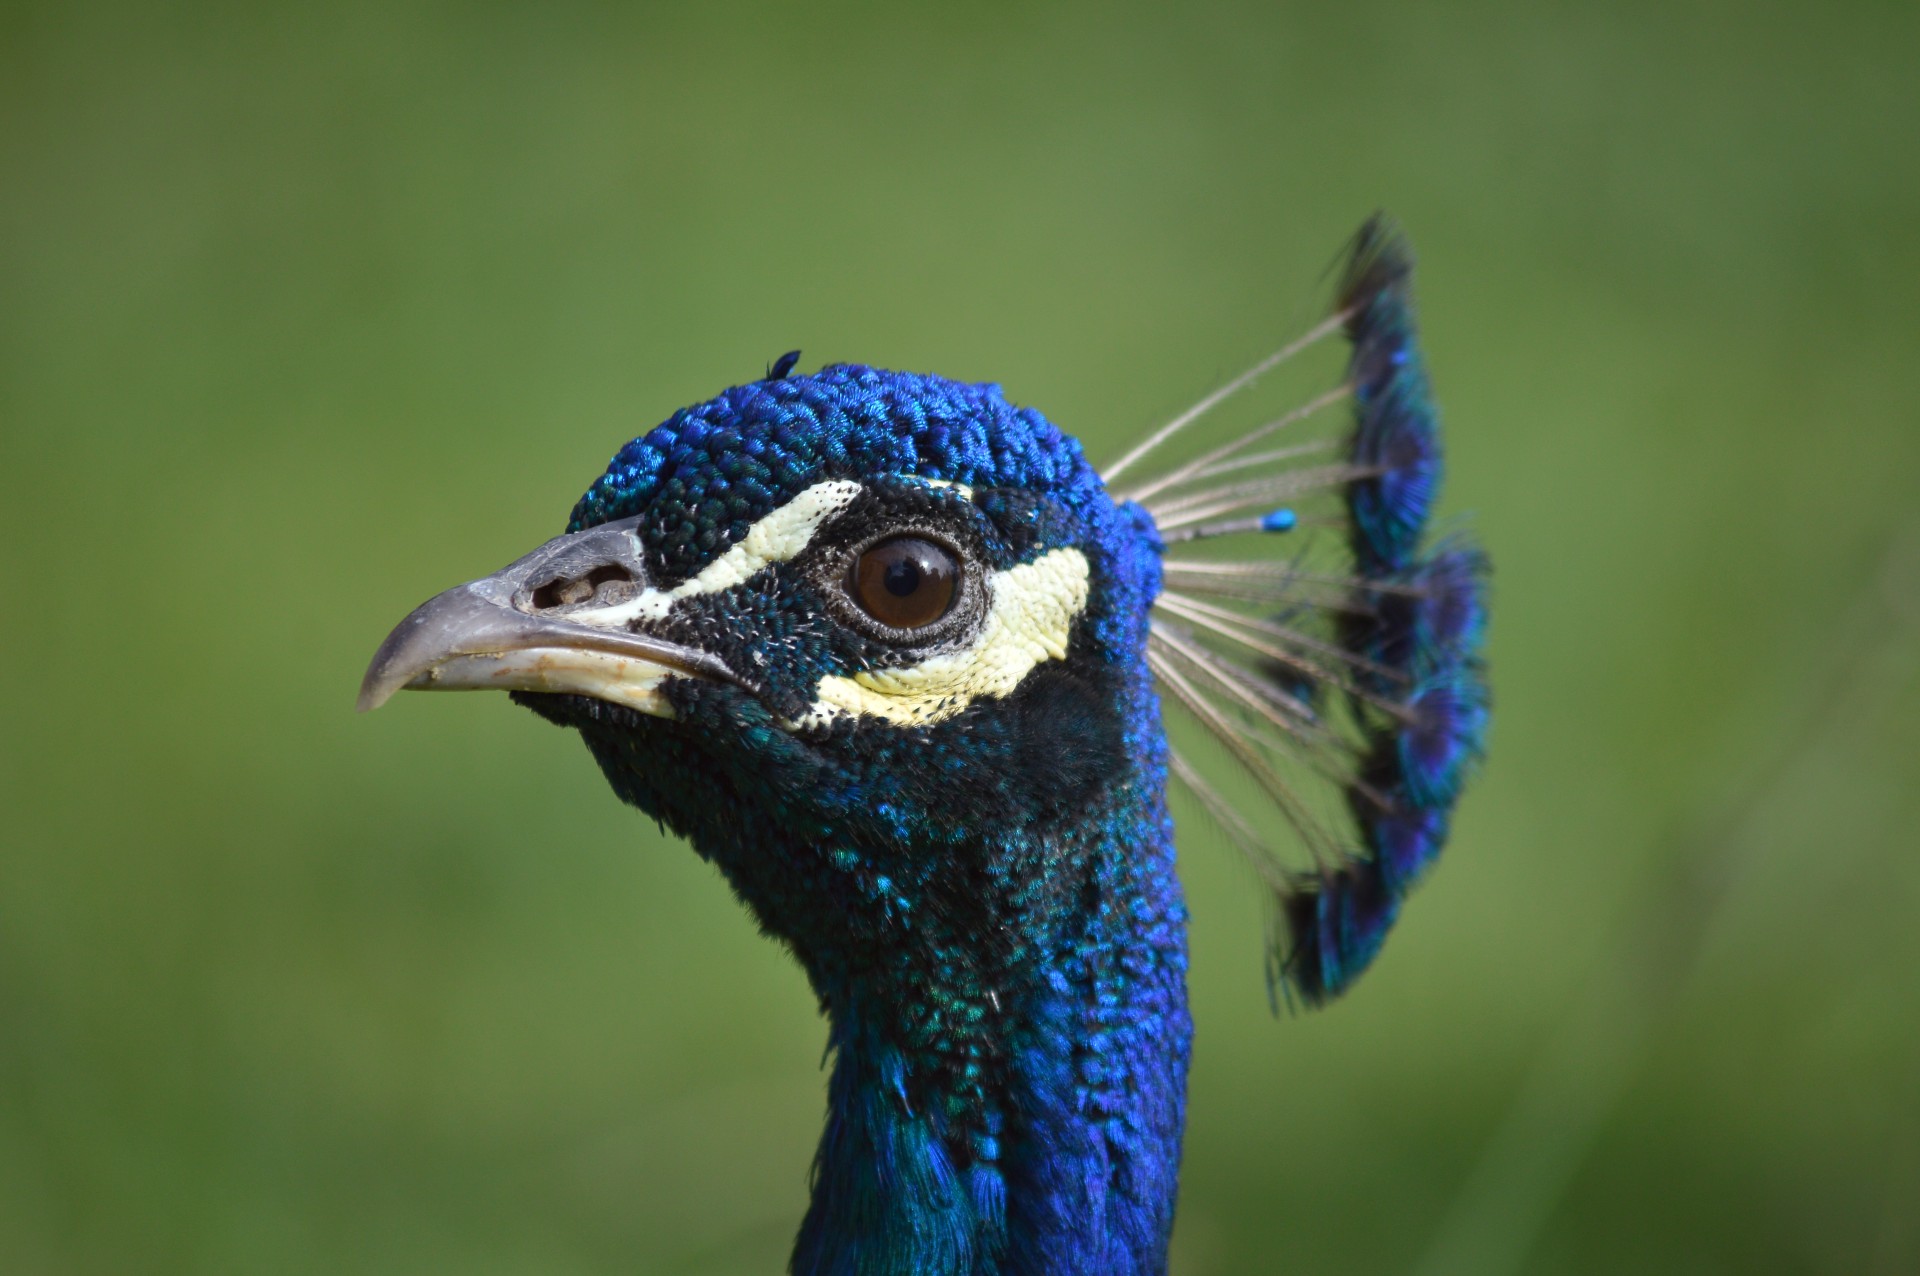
357,516,741,715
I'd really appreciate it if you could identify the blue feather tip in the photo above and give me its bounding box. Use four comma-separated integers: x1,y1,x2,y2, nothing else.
1270,218,1489,1007
1341,216,1441,575
1123,213,1489,1010
1276,859,1400,1008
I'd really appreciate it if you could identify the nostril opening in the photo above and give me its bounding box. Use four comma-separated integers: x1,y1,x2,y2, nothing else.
530,577,585,609
583,564,633,591
530,564,635,610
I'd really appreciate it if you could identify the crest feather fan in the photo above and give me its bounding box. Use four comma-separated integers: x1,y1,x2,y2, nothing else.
1115,215,1490,1006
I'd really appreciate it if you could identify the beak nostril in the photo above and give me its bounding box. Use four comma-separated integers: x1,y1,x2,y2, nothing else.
530,563,636,611
584,564,634,591
532,578,590,609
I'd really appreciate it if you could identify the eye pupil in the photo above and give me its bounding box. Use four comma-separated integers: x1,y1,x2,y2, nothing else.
851,536,959,630
882,560,921,597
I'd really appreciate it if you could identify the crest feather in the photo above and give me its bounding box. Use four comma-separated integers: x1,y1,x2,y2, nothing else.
1120,215,1491,1006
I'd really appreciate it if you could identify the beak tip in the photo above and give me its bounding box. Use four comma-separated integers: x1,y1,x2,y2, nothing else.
359,601,448,714
356,672,395,713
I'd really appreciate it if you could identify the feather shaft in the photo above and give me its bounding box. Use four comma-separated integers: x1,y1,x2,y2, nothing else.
1102,320,1352,485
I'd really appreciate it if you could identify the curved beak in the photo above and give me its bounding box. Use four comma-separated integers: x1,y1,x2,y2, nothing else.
357,517,741,717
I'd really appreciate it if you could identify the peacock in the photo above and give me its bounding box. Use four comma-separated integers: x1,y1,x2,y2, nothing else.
359,216,1488,1275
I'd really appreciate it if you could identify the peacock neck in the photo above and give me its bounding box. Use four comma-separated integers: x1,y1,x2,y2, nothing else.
790,756,1192,1276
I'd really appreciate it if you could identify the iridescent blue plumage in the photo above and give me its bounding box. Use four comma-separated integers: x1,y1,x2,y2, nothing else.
1239,223,1489,1005
359,215,1489,1273
1342,220,1443,575
1358,541,1491,684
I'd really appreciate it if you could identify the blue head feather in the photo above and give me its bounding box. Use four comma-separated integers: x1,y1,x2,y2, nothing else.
1341,221,1442,575
1394,670,1490,809
1351,540,1491,684
1280,860,1401,1005
1358,801,1453,897
1326,535,1489,904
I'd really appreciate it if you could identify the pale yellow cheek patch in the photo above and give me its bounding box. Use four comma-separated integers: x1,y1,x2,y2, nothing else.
793,547,1091,728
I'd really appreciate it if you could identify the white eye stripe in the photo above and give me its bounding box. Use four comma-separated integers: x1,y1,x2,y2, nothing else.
788,547,1091,729
568,480,865,628
554,474,1086,729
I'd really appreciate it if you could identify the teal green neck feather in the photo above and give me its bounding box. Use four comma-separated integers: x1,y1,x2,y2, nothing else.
550,652,1190,1276
793,770,1190,1275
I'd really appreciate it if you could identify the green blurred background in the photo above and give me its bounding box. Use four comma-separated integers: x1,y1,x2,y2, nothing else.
4,2,1917,1272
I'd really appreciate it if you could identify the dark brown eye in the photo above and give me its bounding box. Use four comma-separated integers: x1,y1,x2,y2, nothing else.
850,536,959,630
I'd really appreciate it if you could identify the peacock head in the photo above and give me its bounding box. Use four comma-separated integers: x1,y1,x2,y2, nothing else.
360,217,1489,1016
360,362,1174,985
